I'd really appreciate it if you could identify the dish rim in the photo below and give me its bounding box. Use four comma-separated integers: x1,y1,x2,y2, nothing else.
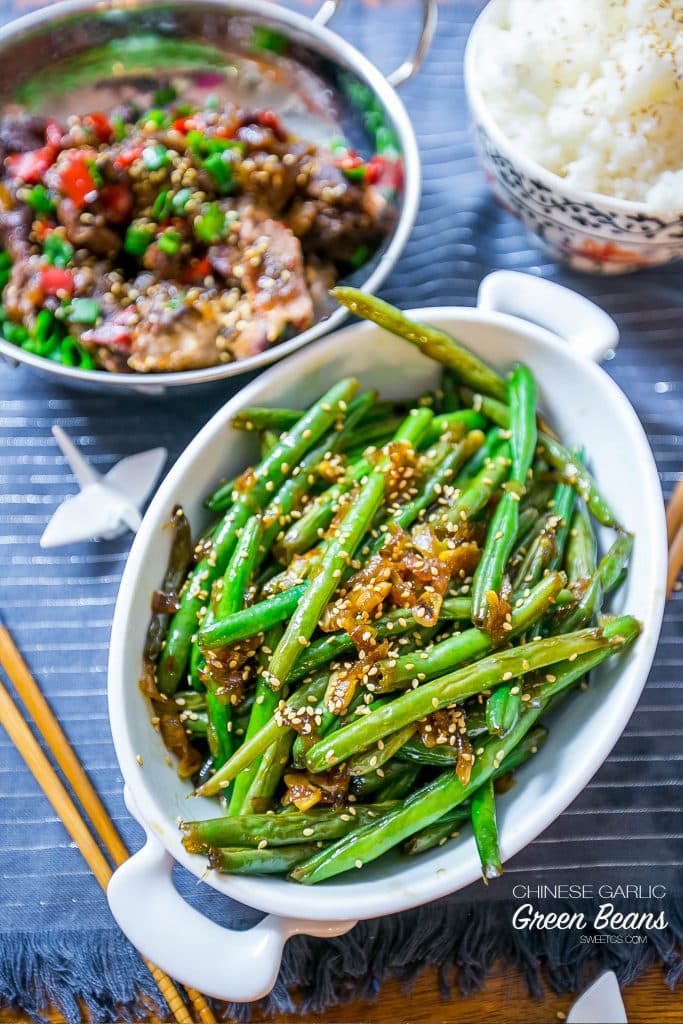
0,0,421,388
108,305,667,921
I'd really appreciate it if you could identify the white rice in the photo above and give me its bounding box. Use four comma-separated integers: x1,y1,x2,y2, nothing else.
474,0,683,209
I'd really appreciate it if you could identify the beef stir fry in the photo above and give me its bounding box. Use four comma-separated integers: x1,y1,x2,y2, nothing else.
0,96,393,372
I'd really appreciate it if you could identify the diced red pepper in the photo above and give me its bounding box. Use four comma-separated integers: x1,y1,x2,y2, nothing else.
113,144,144,169
364,156,384,185
83,112,112,144
40,266,74,296
254,109,285,141
58,154,98,208
171,116,197,135
81,321,132,351
33,219,52,243
81,305,135,351
101,184,132,223
4,120,63,184
181,256,212,283
6,146,54,184
335,151,364,173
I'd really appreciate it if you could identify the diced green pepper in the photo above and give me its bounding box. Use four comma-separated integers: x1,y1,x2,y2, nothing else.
194,202,225,243
111,115,128,142
251,25,288,54
26,184,55,217
66,297,100,325
153,85,178,106
152,190,172,220
3,321,29,344
85,159,104,188
142,109,171,128
43,234,74,269
142,143,171,170
203,152,234,193
0,250,11,290
157,228,183,255
350,244,370,269
124,224,155,256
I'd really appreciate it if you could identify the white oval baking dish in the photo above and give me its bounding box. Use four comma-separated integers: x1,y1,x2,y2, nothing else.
107,271,666,1001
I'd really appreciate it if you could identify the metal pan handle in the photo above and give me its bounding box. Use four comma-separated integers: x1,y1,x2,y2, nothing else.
314,0,437,88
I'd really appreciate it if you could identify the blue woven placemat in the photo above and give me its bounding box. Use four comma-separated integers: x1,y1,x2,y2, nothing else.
0,2,681,1021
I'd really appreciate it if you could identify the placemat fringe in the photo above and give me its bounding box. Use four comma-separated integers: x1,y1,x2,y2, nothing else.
3,897,679,1023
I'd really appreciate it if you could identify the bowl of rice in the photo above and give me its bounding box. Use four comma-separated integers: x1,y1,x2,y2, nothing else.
464,0,683,274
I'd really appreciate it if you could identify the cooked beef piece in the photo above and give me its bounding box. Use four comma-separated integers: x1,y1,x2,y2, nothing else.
0,202,33,259
56,197,121,258
2,256,43,321
0,114,47,161
207,243,240,283
287,154,391,263
142,240,183,278
127,284,221,372
237,206,313,344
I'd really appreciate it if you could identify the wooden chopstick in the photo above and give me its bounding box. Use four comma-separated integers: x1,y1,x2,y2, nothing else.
666,480,683,597
0,618,217,1024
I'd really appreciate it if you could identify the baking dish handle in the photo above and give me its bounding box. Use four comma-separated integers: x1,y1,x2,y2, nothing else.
477,271,619,363
315,0,438,88
107,787,355,1003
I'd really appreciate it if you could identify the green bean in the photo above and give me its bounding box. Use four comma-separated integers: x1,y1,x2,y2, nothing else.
305,624,627,772
374,763,421,800
546,481,576,572
227,624,283,815
441,368,461,412
597,533,634,594
267,410,434,689
402,808,470,855
422,410,488,446
277,457,370,560
381,430,485,537
195,674,329,796
460,427,507,479
493,724,548,775
143,506,192,662
566,504,598,583
232,407,303,432
209,843,317,875
347,723,417,777
471,366,537,626
202,517,262,770
289,597,471,685
332,287,507,401
444,449,511,526
292,616,638,883
199,584,306,649
485,684,521,738
204,477,237,513
157,377,360,694
463,392,621,529
561,534,633,633
183,801,398,852
240,730,294,813
471,779,502,880
257,390,377,562
376,571,565,692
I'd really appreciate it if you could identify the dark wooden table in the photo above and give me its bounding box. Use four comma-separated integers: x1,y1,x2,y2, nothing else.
2,962,680,1022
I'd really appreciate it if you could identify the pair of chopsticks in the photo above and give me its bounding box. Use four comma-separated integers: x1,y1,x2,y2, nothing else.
0,614,217,1024
666,480,683,597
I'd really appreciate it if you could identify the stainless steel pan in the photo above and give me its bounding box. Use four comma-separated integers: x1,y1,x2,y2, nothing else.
0,0,435,393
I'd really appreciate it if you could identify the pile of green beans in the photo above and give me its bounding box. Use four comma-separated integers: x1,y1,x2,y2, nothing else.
142,288,639,885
